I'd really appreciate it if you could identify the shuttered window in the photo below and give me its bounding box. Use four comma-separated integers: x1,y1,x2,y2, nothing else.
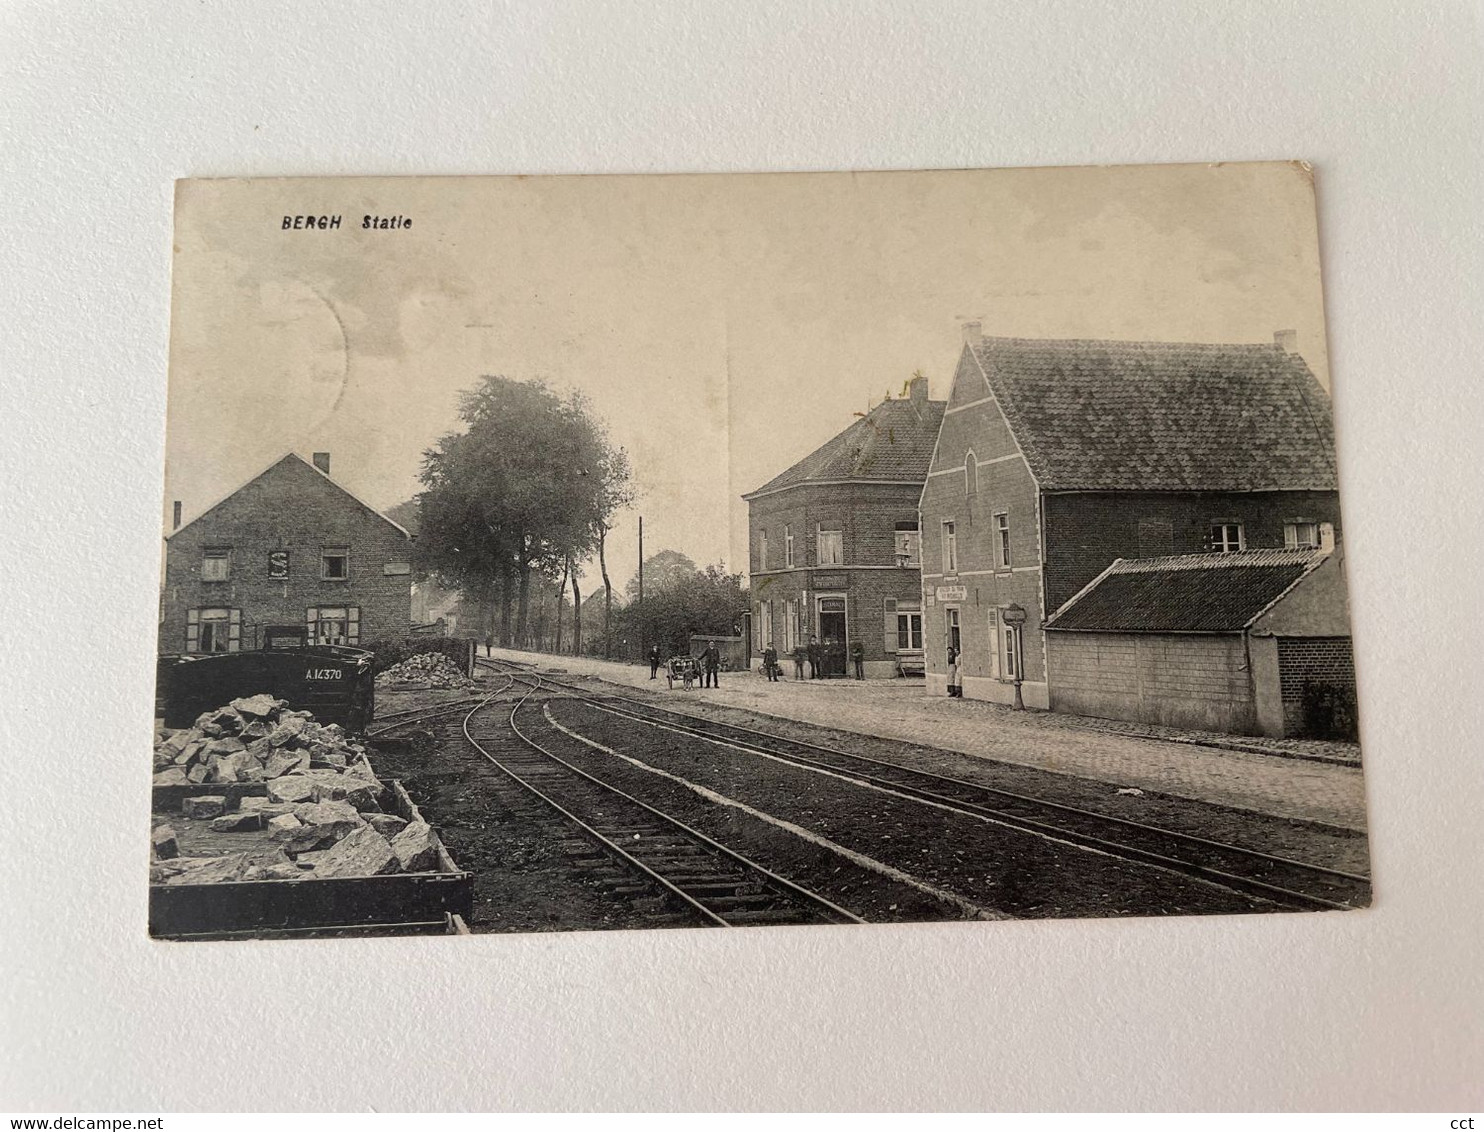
308,606,360,646
188,607,239,654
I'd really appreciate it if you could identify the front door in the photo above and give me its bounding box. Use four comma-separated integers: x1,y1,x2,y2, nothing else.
817,596,847,677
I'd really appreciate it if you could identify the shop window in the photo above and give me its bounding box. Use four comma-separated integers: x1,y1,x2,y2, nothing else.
201,548,231,582
321,547,349,580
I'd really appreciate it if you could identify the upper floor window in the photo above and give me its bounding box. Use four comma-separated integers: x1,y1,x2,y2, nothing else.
994,512,1012,569
759,530,769,570
1210,522,1245,554
894,522,921,568
201,548,231,582
965,452,978,496
1285,520,1320,550
321,547,349,580
941,521,957,573
784,525,795,567
817,526,843,566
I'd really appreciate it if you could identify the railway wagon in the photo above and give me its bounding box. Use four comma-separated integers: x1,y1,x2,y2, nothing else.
159,626,375,733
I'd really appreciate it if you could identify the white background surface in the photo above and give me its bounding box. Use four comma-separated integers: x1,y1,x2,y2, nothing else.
2,0,1481,1112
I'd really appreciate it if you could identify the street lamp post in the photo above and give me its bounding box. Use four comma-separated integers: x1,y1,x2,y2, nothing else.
1002,603,1027,711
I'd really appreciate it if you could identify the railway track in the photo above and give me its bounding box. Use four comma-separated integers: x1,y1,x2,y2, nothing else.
458,676,864,929
365,691,500,738
480,658,1370,913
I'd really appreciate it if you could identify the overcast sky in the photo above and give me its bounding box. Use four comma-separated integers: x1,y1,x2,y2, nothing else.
166,162,1328,586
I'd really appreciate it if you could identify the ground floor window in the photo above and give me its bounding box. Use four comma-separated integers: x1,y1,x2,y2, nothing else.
896,611,923,650
308,605,360,645
758,600,774,647
187,607,239,654
945,607,961,653
1000,624,1021,680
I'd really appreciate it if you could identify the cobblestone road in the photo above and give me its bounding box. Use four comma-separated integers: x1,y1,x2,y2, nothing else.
485,648,1370,831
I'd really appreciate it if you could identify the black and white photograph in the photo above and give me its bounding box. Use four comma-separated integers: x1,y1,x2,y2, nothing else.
150,162,1370,940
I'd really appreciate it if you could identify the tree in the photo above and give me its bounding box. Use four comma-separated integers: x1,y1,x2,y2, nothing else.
616,558,747,658
415,376,633,650
624,550,698,602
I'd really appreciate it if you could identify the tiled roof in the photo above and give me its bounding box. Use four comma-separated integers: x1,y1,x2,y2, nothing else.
745,396,946,497
970,337,1337,492
1044,549,1326,633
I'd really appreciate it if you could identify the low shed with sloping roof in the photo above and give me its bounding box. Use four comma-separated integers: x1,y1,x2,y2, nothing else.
1044,548,1356,738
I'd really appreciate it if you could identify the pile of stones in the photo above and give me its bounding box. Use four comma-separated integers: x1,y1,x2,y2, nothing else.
375,651,473,689
149,695,448,884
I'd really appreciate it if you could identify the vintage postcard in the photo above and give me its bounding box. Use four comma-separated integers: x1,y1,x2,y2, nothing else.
151,163,1369,939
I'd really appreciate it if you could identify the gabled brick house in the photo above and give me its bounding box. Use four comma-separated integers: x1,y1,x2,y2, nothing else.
743,376,945,677
161,452,413,654
918,324,1345,709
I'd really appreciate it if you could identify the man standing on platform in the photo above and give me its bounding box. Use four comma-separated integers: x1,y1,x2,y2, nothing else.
703,642,721,688
762,643,779,682
850,639,864,680
648,644,661,680
806,636,821,680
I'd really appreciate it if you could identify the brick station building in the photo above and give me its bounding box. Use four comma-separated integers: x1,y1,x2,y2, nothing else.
160,452,413,654
919,323,1347,712
743,375,945,678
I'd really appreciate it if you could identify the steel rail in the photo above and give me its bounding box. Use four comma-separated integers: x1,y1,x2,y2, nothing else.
484,661,1367,912
462,676,863,928
365,693,504,737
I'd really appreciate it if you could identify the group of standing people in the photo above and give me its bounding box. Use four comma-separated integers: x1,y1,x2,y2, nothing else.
648,643,722,688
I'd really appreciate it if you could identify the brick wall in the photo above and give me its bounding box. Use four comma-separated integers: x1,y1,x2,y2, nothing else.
1048,630,1257,733
747,480,924,671
1042,490,1343,610
1276,635,1357,734
919,369,1044,686
161,456,412,653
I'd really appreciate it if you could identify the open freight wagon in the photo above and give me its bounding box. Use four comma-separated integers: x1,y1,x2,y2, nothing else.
157,627,375,733
150,773,473,941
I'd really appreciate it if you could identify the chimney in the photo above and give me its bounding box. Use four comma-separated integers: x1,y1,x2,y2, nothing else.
172,501,181,530
962,320,983,350
909,373,929,407
312,452,331,475
1273,329,1298,354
